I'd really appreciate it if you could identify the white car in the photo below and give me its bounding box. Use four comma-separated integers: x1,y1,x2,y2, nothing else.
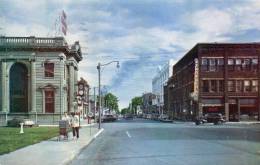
23,119,35,127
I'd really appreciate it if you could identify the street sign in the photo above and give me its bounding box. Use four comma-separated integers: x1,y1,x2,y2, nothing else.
88,112,93,118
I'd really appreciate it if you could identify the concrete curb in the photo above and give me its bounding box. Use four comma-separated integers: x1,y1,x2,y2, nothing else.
65,128,104,165
39,123,96,127
224,122,260,125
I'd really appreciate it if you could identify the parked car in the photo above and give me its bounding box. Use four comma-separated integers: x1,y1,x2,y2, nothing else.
195,113,225,125
158,114,172,123
7,118,35,127
98,114,117,122
124,114,134,120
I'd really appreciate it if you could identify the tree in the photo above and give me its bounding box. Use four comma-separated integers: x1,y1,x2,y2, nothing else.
131,96,143,114
120,108,129,115
104,93,119,113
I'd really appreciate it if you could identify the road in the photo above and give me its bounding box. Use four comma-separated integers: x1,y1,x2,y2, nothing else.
70,118,260,165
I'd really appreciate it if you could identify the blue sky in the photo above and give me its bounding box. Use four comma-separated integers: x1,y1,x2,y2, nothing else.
1,0,260,109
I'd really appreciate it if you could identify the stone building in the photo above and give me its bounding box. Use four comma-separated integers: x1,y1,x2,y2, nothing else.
142,92,154,115
152,59,175,115
166,43,260,121
0,36,82,124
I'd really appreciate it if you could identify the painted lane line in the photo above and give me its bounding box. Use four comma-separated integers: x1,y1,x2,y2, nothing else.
94,128,104,139
126,131,131,138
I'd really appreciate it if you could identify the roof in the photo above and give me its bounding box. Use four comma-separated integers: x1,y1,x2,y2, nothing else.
0,36,83,62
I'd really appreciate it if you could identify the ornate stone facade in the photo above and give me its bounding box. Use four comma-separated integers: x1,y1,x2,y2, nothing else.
0,36,82,124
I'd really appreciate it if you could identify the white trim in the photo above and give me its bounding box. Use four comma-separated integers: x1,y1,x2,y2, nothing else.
201,57,224,59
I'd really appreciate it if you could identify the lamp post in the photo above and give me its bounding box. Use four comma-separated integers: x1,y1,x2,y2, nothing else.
97,61,119,129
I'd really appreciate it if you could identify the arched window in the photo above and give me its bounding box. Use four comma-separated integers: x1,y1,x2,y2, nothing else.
10,63,28,113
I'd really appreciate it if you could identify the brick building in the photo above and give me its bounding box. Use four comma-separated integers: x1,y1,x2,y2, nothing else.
166,43,260,121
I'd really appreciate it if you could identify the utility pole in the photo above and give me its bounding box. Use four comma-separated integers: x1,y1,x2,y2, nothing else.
93,87,96,123
97,63,101,129
97,61,119,129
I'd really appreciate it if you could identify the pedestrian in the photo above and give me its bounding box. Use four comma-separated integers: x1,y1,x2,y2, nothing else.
61,112,71,139
71,112,80,139
62,112,71,125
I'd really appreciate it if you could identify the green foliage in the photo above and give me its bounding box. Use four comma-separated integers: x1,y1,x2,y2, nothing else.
0,127,58,155
131,96,143,114
104,93,119,113
120,108,129,115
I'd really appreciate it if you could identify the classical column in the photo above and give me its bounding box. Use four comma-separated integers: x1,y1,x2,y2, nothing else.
1,62,7,112
31,61,36,113
74,68,78,92
69,64,75,112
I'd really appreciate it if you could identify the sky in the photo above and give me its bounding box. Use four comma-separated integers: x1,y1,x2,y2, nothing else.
1,0,260,109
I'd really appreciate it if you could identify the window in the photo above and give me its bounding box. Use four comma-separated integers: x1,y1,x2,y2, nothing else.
228,80,235,92
217,59,224,65
252,58,258,71
236,59,242,65
235,59,242,71
45,90,55,113
228,59,234,65
228,59,234,71
201,59,208,71
202,80,209,92
244,80,250,92
218,80,224,92
201,99,223,104
210,80,217,92
236,80,243,92
242,59,250,71
202,59,208,65
252,59,258,65
252,80,258,92
217,59,224,71
240,99,256,105
44,63,54,77
209,59,216,71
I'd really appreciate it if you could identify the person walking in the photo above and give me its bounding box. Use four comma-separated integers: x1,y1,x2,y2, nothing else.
71,112,80,139
61,112,71,139
62,112,71,125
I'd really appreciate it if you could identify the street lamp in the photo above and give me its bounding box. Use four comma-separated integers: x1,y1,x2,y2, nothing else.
97,61,119,129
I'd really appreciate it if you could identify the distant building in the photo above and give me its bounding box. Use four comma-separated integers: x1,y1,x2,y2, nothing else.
0,36,82,125
77,77,90,118
152,59,175,114
166,43,260,121
142,92,154,114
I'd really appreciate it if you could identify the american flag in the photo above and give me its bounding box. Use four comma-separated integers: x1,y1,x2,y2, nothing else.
61,10,67,36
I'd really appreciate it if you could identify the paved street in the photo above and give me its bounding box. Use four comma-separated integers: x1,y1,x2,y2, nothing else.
70,119,260,165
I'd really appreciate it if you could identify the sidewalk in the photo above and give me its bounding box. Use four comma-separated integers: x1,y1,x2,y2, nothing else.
0,122,104,165
225,121,260,126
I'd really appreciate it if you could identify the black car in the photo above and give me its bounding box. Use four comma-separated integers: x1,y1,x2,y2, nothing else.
195,113,225,125
124,114,134,120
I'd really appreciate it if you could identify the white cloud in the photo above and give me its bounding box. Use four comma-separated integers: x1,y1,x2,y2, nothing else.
2,0,260,109
188,8,233,35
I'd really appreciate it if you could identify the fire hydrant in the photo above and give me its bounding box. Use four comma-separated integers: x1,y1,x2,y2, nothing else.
20,123,24,134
